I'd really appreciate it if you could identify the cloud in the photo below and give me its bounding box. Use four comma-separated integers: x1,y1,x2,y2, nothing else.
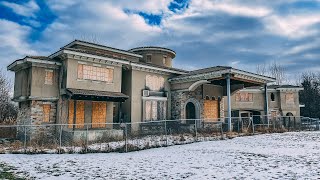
282,38,320,56
263,14,320,39
1,0,39,17
0,19,36,72
1,0,320,84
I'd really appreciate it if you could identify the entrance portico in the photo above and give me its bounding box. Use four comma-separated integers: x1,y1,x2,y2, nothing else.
169,66,275,131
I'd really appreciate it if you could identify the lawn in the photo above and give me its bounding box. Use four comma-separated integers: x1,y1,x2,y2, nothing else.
1,131,319,179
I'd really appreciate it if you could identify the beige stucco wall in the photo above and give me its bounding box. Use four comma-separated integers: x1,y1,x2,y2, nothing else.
223,90,301,117
65,58,122,92
122,69,171,128
30,66,59,98
279,91,300,116
14,68,31,99
133,50,174,67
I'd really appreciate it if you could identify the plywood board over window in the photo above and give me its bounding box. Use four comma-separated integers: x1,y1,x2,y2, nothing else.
204,100,219,121
68,100,85,129
43,104,51,123
92,102,107,128
286,93,294,104
76,101,85,128
45,70,53,85
68,100,74,128
78,64,113,82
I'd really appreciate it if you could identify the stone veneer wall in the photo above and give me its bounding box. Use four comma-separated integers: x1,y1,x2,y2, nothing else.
16,100,57,141
220,97,225,119
171,86,226,121
171,86,203,120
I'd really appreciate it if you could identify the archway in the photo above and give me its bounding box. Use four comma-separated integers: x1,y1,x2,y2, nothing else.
284,112,294,128
186,102,196,124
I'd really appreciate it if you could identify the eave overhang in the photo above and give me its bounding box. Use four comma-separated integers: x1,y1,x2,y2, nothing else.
7,57,61,72
169,68,276,85
50,49,187,75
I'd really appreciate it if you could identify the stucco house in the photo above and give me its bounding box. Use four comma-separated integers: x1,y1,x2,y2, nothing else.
7,40,302,140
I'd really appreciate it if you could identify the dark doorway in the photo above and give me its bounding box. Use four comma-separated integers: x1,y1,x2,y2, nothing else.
186,102,196,124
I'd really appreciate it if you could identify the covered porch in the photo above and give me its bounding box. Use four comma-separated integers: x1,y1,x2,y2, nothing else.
60,88,128,142
169,66,275,131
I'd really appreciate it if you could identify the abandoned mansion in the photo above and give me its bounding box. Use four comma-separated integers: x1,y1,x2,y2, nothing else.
8,40,303,138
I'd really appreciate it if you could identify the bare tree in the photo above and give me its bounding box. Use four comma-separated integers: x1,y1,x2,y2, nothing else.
256,61,288,85
256,63,267,76
0,70,17,122
269,61,287,85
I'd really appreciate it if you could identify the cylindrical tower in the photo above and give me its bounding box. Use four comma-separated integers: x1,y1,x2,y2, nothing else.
129,47,176,68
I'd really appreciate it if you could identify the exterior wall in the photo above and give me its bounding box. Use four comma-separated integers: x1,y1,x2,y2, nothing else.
121,69,132,123
72,44,140,62
132,50,174,67
14,68,31,99
65,58,122,92
16,100,57,141
129,70,170,124
30,67,59,98
279,91,300,116
171,85,224,121
226,92,265,112
223,89,301,117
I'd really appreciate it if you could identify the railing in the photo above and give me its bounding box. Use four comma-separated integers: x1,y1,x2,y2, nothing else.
0,116,318,154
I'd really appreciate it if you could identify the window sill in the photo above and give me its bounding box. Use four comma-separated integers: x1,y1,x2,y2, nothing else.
77,79,113,84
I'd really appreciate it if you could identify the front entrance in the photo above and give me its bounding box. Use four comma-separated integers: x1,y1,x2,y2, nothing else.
186,102,196,124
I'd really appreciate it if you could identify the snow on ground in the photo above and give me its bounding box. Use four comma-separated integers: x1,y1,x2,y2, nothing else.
1,131,320,179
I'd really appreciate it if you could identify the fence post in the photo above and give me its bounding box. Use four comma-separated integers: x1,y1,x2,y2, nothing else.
125,123,128,153
24,123,27,153
220,122,224,139
195,119,198,142
237,117,240,134
59,124,63,154
164,120,168,146
251,117,255,135
86,124,89,153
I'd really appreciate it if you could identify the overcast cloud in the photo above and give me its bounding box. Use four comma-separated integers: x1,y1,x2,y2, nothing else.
1,0,319,83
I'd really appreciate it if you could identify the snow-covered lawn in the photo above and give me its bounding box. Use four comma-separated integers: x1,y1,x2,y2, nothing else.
1,131,320,179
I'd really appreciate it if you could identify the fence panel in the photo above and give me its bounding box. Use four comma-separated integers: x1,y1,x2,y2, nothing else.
0,116,318,154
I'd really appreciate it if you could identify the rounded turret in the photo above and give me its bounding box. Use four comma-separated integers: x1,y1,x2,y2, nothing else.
129,46,176,68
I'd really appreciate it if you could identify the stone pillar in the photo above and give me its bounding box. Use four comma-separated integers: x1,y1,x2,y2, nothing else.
226,74,232,131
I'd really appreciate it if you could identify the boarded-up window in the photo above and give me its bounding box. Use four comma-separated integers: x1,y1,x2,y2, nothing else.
43,104,51,123
145,100,166,121
286,93,294,104
68,100,74,128
45,70,53,85
92,102,107,128
76,101,85,128
146,75,164,91
204,100,219,121
68,100,85,129
236,93,253,102
78,64,113,82
145,101,151,121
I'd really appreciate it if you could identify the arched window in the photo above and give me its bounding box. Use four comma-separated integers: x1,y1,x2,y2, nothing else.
205,95,210,100
271,93,275,101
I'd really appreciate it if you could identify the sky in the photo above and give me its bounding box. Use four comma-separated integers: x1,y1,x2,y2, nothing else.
1,0,320,83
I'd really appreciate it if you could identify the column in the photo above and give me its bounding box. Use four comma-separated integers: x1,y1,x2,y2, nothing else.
226,74,232,132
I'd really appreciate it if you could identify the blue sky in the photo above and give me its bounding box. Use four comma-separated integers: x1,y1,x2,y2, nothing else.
1,0,320,83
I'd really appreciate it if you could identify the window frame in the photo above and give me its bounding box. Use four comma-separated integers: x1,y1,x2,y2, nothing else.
44,69,54,85
77,63,114,83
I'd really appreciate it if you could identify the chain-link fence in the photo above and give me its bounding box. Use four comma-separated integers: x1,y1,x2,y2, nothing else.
0,116,319,154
